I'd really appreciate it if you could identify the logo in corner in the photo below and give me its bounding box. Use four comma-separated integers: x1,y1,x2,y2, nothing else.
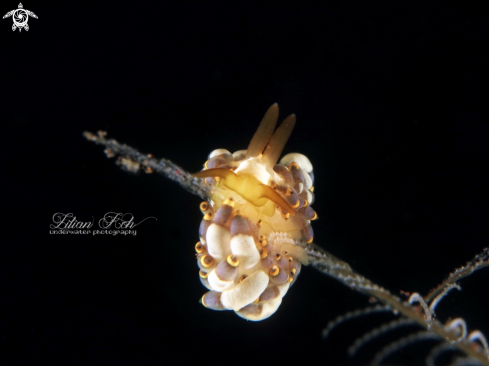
3,3,37,32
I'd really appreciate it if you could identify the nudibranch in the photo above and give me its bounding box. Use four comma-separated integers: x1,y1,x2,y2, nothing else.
194,104,317,321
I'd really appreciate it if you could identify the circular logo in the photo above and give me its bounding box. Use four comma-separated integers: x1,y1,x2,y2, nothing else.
12,9,28,27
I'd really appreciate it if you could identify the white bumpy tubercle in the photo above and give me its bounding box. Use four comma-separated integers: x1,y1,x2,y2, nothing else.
195,104,316,321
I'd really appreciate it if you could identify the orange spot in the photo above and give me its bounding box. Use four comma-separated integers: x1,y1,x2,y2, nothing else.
195,242,205,253
269,266,280,276
200,202,209,211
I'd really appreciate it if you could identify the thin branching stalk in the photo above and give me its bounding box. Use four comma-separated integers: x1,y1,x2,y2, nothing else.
83,131,212,199
84,131,489,366
425,248,489,304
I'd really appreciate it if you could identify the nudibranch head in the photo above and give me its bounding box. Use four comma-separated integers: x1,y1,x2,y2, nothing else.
194,104,316,321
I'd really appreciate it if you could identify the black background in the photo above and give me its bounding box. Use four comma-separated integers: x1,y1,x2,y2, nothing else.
3,1,489,365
